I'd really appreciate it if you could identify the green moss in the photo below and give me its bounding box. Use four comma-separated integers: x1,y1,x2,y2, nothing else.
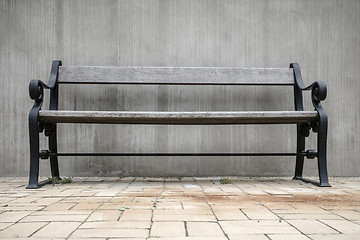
48,177,72,185
220,178,231,184
48,177,60,184
61,177,72,184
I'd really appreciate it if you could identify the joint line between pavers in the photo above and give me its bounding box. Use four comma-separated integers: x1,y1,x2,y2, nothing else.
317,219,342,234
37,195,64,211
264,233,272,240
0,208,36,232
262,203,312,238
67,209,97,239
314,200,360,223
67,188,115,239
239,208,251,220
231,179,253,196
117,178,135,221
28,221,51,238
67,184,94,210
148,180,166,238
201,181,230,240
184,221,189,237
328,211,354,222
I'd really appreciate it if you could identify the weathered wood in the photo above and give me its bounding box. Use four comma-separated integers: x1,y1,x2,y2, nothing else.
58,67,295,85
39,110,317,124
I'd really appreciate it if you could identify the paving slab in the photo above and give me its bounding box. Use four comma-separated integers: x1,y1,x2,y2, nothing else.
152,214,216,221
32,222,81,238
319,219,360,234
187,222,224,236
220,220,300,235
80,220,150,229
150,221,186,237
330,209,360,220
228,235,269,240
0,222,12,231
148,238,227,240
213,208,248,220
0,211,33,222
287,220,339,234
267,234,310,240
241,206,280,220
87,210,121,221
0,222,47,238
120,209,152,221
69,228,149,238
0,177,360,239
44,202,77,211
20,214,89,222
309,234,360,240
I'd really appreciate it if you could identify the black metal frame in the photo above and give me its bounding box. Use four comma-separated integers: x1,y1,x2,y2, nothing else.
291,63,330,187
27,60,62,189
26,61,330,188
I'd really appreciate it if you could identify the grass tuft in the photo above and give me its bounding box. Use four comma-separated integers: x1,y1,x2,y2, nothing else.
61,177,72,184
48,177,60,184
220,178,231,184
48,177,72,185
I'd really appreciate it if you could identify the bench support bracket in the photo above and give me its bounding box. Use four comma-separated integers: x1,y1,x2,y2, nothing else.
293,123,307,180
291,63,330,187
27,102,42,189
27,61,61,189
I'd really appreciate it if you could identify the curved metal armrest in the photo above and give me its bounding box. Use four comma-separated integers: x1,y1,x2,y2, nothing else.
290,63,327,102
29,60,62,103
29,79,46,103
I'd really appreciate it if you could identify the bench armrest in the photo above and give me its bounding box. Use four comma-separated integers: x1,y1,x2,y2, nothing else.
290,63,327,134
29,60,62,105
290,63,327,103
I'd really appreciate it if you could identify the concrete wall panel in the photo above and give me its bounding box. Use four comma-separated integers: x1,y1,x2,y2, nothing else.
0,0,359,177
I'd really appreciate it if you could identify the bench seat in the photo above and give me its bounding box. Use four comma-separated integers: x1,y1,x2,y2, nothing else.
39,110,318,125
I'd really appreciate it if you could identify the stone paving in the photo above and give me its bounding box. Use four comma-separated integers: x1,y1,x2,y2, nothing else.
0,177,360,239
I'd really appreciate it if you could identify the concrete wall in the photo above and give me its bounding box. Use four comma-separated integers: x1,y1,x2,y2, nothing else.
1,0,359,178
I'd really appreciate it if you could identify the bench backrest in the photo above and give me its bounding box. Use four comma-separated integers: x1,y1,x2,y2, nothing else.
58,67,295,85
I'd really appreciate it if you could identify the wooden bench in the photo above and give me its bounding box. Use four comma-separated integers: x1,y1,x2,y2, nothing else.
27,60,330,188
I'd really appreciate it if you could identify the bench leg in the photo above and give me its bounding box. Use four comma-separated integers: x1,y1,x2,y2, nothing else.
27,115,41,189
293,119,331,187
293,124,306,180
27,119,54,189
48,125,60,180
317,117,330,187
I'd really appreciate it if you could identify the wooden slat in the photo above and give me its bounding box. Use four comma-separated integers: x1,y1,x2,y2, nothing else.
58,66,295,85
39,110,317,124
